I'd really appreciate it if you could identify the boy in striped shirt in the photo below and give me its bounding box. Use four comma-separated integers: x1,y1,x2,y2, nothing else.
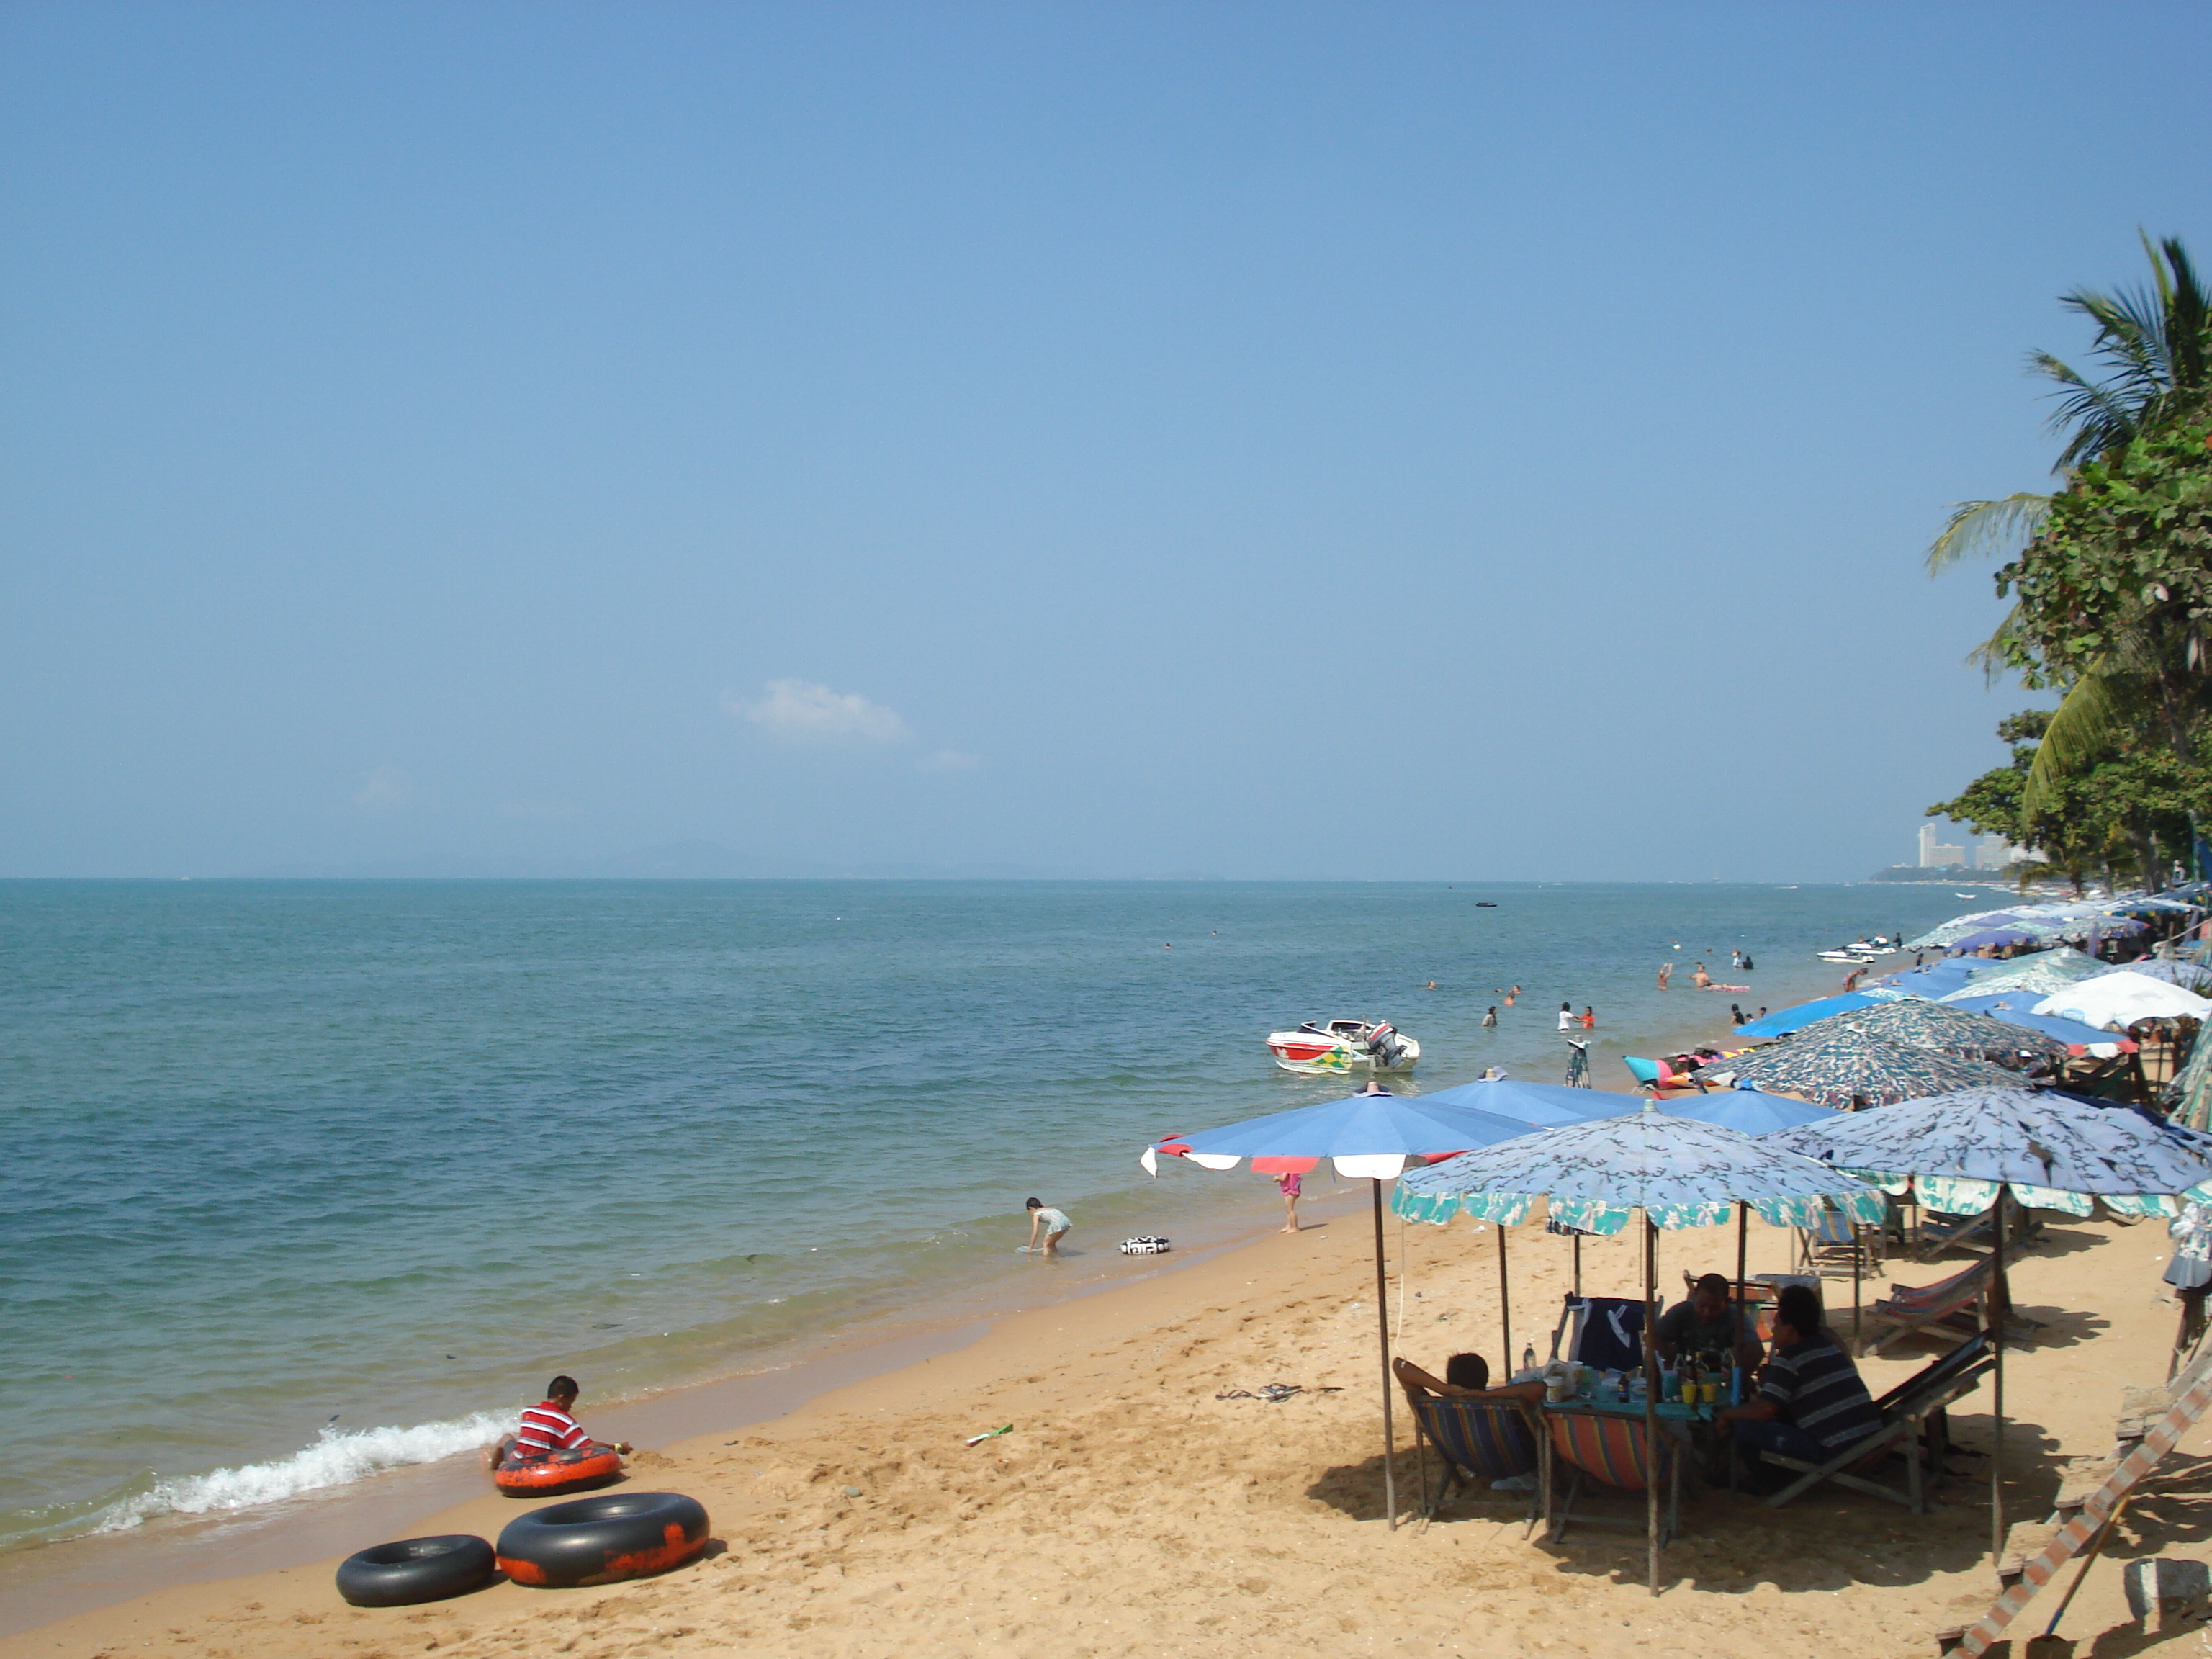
1716,1284,1881,1492
501,1375,631,1465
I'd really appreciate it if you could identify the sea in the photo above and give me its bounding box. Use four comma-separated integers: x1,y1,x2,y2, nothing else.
1,878,1989,1562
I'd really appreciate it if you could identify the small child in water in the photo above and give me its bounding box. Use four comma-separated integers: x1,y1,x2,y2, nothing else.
1025,1197,1072,1255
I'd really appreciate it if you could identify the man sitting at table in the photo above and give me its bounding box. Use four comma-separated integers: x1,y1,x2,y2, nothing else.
1714,1283,1881,1491
1655,1272,1763,1368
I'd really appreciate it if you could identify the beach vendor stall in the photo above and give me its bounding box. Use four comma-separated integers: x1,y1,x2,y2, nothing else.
1770,1087,2212,1564
1391,1105,1885,1593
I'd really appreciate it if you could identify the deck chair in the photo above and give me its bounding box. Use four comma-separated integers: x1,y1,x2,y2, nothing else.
1547,1295,1648,1375
1545,1411,1681,1552
1623,1056,1701,1094
1759,1331,1995,1514
1912,1208,1996,1261
1402,1393,1545,1535
1857,1258,1997,1357
1796,1208,1882,1277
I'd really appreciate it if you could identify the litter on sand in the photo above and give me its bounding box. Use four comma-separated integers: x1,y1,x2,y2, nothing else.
965,1424,1014,1446
1214,1382,1339,1403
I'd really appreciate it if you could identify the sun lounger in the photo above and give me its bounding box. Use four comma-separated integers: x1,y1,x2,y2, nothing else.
1622,1056,1699,1094
1857,1257,1997,1357
1401,1393,1545,1535
1759,1331,1995,1513
1545,1411,1681,1550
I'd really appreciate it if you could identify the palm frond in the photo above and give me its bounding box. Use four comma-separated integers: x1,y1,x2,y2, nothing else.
2021,665,2132,818
1965,602,2028,685
1925,493,2051,574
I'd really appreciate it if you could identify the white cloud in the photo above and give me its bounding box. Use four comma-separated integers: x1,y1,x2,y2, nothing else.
724,680,912,746
352,765,417,810
917,749,981,773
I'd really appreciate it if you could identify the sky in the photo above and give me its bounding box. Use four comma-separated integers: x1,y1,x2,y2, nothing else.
4,3,2210,881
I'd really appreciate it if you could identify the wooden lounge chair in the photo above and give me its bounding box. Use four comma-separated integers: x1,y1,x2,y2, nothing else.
1759,1330,1995,1513
1545,1411,1681,1551
1856,1258,1997,1357
1796,1207,1883,1277
1914,1207,1997,1261
1401,1393,1545,1535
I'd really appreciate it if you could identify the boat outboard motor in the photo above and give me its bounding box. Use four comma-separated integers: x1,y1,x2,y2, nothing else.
1367,1024,1406,1067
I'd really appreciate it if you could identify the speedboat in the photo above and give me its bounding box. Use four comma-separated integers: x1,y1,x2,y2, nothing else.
1265,1020,1419,1074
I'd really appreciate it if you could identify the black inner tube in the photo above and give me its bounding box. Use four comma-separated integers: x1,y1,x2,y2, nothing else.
335,1534,497,1607
495,1491,710,1588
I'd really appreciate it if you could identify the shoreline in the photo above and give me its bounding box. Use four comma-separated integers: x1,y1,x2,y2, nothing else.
0,936,1920,1647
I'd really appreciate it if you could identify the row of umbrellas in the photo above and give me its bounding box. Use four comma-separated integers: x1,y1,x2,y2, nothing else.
1906,888,2206,953
1144,1074,2212,1589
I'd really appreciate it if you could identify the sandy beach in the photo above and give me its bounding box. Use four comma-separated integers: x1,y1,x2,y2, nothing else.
8,1161,2208,1659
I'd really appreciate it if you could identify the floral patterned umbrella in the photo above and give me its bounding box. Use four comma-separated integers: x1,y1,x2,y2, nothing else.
1393,1107,1885,1233
1689,1029,2017,1107
2089,958,2212,992
1796,998,2074,1069
1934,948,2107,1003
1769,1085,2212,1561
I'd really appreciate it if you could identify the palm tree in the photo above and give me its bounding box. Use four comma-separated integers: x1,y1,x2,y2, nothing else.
1925,234,2211,577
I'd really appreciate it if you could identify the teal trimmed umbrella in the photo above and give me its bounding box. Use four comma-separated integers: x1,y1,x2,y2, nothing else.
1393,1107,1884,1594
1800,998,2074,1069
1689,1029,2017,1107
1771,1087,2212,1563
1933,947,2105,1003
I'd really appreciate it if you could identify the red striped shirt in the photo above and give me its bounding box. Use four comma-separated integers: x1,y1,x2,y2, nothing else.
515,1400,590,1457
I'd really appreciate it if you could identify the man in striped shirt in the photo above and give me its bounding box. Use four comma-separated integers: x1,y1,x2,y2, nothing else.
1716,1284,1881,1492
505,1375,630,1464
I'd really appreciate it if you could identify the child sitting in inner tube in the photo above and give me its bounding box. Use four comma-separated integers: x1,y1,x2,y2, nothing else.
485,1373,632,1469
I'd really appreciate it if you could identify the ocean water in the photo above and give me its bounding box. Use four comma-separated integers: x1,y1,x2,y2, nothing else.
1,878,1986,1554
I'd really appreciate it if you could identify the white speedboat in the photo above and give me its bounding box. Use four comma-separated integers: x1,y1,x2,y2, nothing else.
1265,1020,1419,1074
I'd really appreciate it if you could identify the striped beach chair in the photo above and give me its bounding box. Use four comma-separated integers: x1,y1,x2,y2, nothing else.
1544,1410,1681,1553
1858,1258,1997,1357
1404,1395,1544,1535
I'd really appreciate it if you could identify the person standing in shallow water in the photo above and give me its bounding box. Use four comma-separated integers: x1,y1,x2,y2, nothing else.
1481,1006,1498,1027
1275,1171,1302,1233
1025,1197,1071,1255
1657,961,1673,989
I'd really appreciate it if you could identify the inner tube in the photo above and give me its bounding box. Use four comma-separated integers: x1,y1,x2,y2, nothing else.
493,1446,624,1497
495,1491,711,1589
335,1534,498,1607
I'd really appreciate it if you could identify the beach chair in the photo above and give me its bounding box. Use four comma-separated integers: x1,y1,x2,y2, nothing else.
1402,1393,1545,1535
1623,1057,1699,1095
1544,1411,1681,1551
1856,1258,1997,1357
1796,1208,1882,1278
1759,1331,1995,1514
1547,1295,1648,1376
1913,1208,1997,1261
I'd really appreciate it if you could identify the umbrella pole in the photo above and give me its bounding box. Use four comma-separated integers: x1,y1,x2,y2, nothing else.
1991,1194,2008,1565
1644,1215,1661,1596
1499,1223,1512,1372
1372,1177,1398,1531
1573,1233,1583,1297
1735,1203,1748,1336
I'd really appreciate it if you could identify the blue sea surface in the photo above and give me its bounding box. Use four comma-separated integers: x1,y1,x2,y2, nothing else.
0,878,1983,1550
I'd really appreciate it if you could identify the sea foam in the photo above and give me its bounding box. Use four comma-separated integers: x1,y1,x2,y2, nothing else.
91,1411,511,1534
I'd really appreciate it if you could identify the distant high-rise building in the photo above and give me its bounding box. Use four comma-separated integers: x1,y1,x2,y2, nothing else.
1919,824,1967,868
1974,835,2026,871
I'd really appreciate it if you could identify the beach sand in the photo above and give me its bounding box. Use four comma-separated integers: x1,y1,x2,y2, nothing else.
8,1182,2211,1659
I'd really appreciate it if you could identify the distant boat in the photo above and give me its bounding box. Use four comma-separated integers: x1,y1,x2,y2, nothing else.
1265,1020,1419,1074
1475,902,1498,907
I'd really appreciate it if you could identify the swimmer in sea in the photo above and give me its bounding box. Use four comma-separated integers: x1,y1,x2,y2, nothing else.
1691,962,1713,989
1657,962,1673,989
1481,1006,1498,1027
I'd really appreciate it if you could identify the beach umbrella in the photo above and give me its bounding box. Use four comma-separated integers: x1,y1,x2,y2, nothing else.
1943,994,2139,1057
1876,961,1982,999
1802,999,2074,1069
1730,992,1882,1040
1689,1030,2018,1108
1142,1087,1572,1529
2034,971,2212,1028
1935,948,2104,1002
1393,1107,1884,1593
2087,958,2212,992
1418,1076,1646,1127
1908,910,2033,951
1659,1088,1836,1136
1952,928,2035,952
1771,1087,2212,1563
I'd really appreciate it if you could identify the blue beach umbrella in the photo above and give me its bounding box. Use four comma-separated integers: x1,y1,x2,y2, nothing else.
1879,961,1982,998
1658,1089,1835,1136
1143,1087,1565,1529
1731,992,1882,1040
1419,1076,1646,1127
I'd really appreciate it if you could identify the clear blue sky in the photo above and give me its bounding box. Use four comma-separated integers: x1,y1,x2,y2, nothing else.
4,3,2208,880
